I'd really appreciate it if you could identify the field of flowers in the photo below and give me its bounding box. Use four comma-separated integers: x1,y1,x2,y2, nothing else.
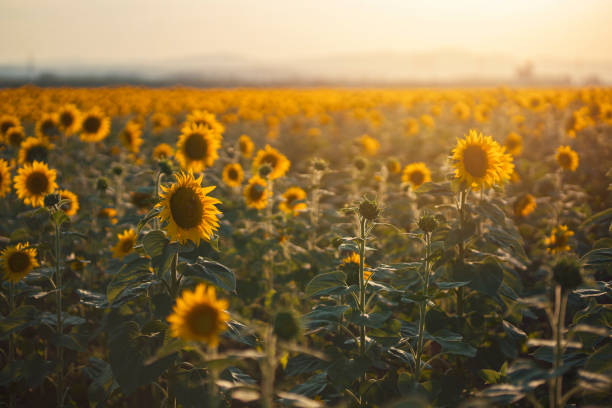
0,86,611,407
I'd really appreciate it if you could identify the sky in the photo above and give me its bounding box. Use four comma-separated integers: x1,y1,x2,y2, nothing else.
0,0,611,65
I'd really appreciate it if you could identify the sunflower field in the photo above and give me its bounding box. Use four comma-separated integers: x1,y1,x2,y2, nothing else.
0,86,611,407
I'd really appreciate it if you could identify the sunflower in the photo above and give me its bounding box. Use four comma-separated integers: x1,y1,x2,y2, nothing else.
80,108,111,143
0,159,11,197
5,126,25,147
556,145,579,171
386,158,401,174
152,143,174,161
513,194,536,218
504,132,523,156
252,144,290,180
98,208,118,224
0,115,20,136
157,171,221,245
545,225,574,254
176,124,221,172
402,162,432,189
222,163,244,187
403,118,419,136
35,113,61,141
451,130,512,190
58,189,79,217
357,134,380,156
238,134,254,158
341,252,371,281
119,121,143,153
1,242,39,283
13,161,58,207
167,283,229,345
600,103,612,126
244,176,269,210
57,104,81,135
420,114,435,129
18,137,54,164
112,229,137,259
184,110,225,138
279,187,307,215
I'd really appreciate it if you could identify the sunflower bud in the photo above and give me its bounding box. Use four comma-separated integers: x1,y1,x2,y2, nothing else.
359,198,380,221
552,255,583,291
96,177,109,192
418,215,438,233
44,193,60,208
112,164,123,176
158,159,174,177
273,310,302,341
311,157,329,172
354,157,367,171
258,164,273,178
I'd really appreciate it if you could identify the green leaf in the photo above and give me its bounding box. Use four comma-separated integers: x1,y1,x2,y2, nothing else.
83,358,119,408
580,207,612,228
435,281,470,290
305,272,348,297
142,230,167,258
106,257,155,306
181,258,236,293
285,354,327,377
303,305,349,330
108,320,176,395
348,310,392,329
580,248,612,268
283,373,327,399
453,259,503,297
0,305,39,338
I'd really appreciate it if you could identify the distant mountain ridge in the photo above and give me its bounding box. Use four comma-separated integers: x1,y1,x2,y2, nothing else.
1,49,610,85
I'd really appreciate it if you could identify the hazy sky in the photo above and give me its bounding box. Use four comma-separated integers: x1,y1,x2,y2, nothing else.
1,0,611,64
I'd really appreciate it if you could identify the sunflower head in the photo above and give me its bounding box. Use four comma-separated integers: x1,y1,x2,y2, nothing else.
545,225,574,254
222,163,244,188
98,207,118,224
58,189,79,217
513,194,536,218
35,113,61,140
1,242,39,283
112,229,137,259
157,171,222,245
0,115,20,136
57,104,81,135
386,158,401,174
80,108,111,143
356,134,380,156
176,124,221,172
5,126,25,147
119,121,143,153
167,283,229,345
184,110,225,137
451,130,513,190
244,176,269,210
14,161,58,207
504,132,523,156
152,143,174,161
252,145,290,180
238,134,254,158
18,137,54,164
402,162,432,190
0,159,11,198
555,145,579,172
278,187,307,215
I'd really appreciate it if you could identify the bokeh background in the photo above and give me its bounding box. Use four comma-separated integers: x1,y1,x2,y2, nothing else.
1,0,611,86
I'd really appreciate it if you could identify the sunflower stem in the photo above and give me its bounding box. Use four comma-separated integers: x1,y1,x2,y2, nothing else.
54,218,65,408
170,252,179,298
550,285,567,408
8,281,16,408
456,189,467,317
261,326,277,408
357,216,368,396
415,232,431,383
208,346,219,408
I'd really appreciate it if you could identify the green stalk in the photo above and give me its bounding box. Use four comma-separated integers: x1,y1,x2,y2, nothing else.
457,190,466,317
358,217,367,357
261,326,277,408
54,220,64,408
170,252,179,298
415,232,432,382
550,285,567,408
8,281,16,408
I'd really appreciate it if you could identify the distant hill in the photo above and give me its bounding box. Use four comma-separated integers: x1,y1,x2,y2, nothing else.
1,49,610,86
